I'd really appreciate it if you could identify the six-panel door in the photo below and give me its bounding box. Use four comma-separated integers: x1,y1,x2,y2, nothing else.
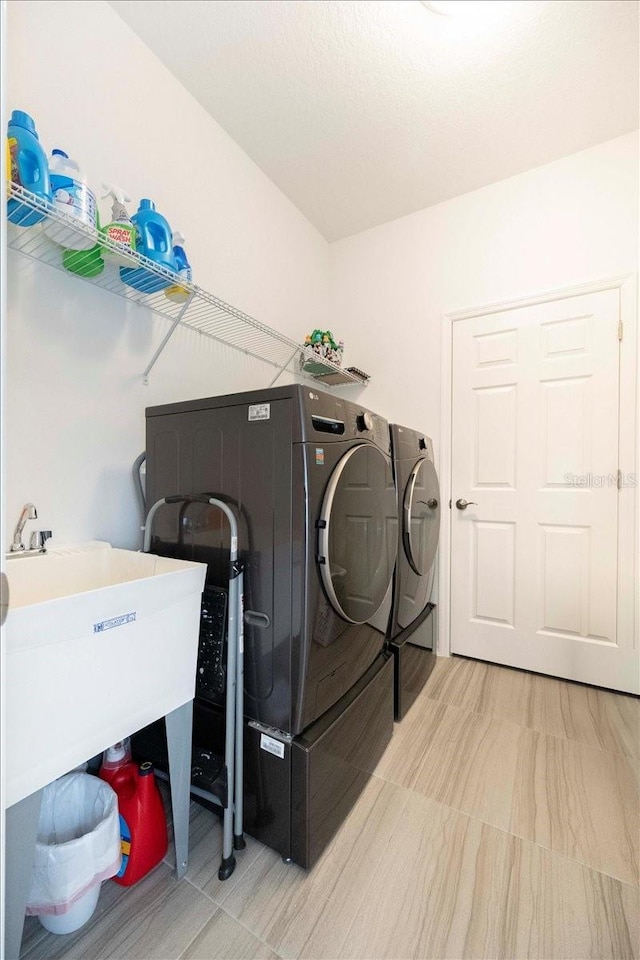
450,289,638,693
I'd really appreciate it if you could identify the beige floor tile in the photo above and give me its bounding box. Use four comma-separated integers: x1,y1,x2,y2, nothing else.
464,661,533,728
423,656,540,731
374,697,448,789
220,776,410,959
425,656,640,759
214,846,302,956
21,864,217,960
526,674,640,759
511,730,640,885
411,701,526,831
180,908,278,959
332,790,640,960
605,689,640,759
422,656,494,712
175,801,266,903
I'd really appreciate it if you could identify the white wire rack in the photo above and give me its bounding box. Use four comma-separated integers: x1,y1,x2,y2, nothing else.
6,182,369,387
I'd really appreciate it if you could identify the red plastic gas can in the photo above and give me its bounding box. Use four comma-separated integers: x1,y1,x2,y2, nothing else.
99,760,168,886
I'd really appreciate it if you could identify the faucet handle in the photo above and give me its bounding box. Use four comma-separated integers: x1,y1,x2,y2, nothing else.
30,530,52,550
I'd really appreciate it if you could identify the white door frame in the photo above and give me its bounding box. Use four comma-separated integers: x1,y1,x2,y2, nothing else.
437,273,638,661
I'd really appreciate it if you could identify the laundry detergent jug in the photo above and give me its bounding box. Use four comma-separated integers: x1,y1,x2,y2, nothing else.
120,199,177,293
99,760,167,887
7,110,52,226
44,149,98,250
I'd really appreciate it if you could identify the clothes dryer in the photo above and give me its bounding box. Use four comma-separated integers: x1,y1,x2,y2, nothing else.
387,424,440,719
141,385,397,866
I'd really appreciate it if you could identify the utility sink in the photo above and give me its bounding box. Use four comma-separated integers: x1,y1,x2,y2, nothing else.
4,542,206,808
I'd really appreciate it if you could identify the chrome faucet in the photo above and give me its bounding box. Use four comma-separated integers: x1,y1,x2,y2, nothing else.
10,503,38,552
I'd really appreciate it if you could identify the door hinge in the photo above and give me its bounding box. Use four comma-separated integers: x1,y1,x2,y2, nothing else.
618,320,624,341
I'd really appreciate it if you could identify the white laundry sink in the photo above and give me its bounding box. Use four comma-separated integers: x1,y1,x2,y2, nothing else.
4,542,206,808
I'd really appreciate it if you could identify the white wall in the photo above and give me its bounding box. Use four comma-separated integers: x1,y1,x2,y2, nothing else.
6,0,638,559
6,0,330,549
330,131,639,447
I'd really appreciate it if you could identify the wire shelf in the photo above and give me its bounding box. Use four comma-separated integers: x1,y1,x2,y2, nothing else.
6,182,369,387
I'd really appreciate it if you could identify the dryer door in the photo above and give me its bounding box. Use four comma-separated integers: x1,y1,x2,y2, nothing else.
318,444,396,624
403,458,440,576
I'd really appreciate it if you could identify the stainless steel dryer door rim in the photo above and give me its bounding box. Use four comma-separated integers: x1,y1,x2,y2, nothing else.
403,457,441,577
317,442,395,624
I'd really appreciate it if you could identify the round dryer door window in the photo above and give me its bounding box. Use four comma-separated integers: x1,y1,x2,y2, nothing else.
318,444,397,624
403,458,440,577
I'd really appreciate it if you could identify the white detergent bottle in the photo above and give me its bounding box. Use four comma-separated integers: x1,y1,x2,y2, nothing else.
44,149,98,250
100,184,137,266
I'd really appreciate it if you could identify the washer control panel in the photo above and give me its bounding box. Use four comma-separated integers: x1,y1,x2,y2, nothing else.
302,388,390,453
356,411,373,432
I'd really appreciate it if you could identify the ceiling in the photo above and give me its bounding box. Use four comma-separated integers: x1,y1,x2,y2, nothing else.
108,0,639,241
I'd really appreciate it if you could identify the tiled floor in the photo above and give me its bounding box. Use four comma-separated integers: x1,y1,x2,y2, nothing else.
19,655,640,960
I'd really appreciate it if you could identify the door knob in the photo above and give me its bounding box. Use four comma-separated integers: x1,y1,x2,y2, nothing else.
455,498,477,510
427,498,439,509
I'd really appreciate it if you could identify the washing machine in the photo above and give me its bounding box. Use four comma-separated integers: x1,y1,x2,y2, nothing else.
140,384,397,866
387,423,441,720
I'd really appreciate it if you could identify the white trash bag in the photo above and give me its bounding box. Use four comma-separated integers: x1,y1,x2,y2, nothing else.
26,773,121,919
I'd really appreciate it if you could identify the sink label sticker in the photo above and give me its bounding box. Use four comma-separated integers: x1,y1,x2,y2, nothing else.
260,733,285,759
93,612,136,633
248,403,270,422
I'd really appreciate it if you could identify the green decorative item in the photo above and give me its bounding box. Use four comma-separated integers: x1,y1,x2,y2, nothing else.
63,243,105,277
302,328,344,371
302,357,332,375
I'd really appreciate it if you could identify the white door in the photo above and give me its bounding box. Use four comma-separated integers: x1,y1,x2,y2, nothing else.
450,288,639,693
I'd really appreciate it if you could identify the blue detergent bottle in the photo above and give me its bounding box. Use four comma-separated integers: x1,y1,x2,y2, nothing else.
164,231,192,304
120,199,177,293
7,110,52,226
